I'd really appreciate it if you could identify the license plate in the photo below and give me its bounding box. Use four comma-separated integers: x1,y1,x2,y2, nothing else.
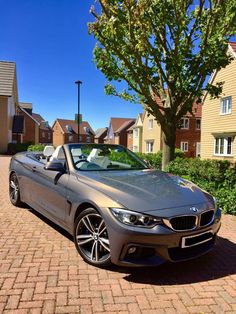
181,230,213,248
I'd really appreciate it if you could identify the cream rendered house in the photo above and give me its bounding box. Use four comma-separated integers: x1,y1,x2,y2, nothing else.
142,111,162,153
201,43,236,162
132,113,144,152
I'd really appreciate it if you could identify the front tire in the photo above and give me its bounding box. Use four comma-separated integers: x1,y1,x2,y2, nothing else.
74,208,112,267
9,173,24,207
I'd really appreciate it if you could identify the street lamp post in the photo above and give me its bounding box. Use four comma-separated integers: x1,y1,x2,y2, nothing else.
75,80,82,143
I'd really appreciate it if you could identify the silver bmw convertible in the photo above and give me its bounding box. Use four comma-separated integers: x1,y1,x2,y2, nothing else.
9,143,221,267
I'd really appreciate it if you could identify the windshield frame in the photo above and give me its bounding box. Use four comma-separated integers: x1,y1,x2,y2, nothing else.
68,143,149,172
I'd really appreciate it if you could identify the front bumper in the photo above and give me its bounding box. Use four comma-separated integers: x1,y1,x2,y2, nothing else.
103,208,221,267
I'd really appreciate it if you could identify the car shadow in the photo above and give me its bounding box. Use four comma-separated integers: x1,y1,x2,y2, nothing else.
26,207,235,285
111,236,236,285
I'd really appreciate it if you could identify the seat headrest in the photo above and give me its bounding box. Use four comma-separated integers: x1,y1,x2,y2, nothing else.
51,145,65,159
43,145,55,157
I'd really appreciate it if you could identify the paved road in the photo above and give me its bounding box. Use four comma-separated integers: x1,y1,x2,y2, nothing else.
0,156,236,314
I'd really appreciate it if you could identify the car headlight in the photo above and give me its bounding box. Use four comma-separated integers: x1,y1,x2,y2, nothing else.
110,208,162,228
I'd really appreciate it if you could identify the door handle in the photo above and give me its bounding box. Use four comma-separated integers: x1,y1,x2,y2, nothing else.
32,166,37,172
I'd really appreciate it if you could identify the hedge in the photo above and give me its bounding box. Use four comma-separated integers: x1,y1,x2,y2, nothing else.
136,152,236,215
165,158,236,215
27,144,45,152
7,142,32,154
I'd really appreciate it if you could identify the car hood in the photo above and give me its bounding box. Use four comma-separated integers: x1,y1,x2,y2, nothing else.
77,169,214,214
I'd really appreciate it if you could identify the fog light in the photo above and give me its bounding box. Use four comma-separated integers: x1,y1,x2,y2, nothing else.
128,247,136,254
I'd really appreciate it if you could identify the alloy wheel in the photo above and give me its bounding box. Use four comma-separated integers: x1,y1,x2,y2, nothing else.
75,209,111,265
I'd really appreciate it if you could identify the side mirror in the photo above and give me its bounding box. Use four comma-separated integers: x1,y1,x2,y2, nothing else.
144,159,153,169
44,161,65,172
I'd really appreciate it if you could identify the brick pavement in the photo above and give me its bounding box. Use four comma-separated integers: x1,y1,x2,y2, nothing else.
0,156,236,314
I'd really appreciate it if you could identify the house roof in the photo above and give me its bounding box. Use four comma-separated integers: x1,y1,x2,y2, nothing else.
95,127,108,139
18,105,40,126
110,117,135,133
0,61,16,96
229,42,236,54
32,113,52,130
54,119,95,135
115,119,135,133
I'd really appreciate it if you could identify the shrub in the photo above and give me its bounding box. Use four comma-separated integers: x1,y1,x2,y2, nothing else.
27,144,45,152
7,142,32,154
136,149,185,170
165,157,236,215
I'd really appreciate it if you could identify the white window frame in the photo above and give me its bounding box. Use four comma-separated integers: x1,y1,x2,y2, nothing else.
148,119,153,129
220,97,232,115
214,136,233,156
180,141,188,152
146,141,154,153
134,128,138,138
180,118,189,129
68,135,73,142
196,119,201,130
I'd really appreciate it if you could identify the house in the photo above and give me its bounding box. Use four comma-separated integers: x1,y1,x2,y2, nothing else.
126,125,134,151
0,61,18,153
201,42,236,162
142,98,202,156
132,113,144,152
14,102,53,145
176,102,201,157
106,117,135,147
52,118,95,146
94,127,108,144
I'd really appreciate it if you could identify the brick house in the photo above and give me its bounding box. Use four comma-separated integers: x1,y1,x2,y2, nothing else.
201,42,236,162
141,98,201,156
106,118,135,147
176,102,202,157
15,103,52,145
0,61,19,153
94,128,108,144
126,125,134,151
52,119,95,146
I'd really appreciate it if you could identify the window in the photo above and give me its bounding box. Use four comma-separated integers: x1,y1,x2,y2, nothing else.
148,119,153,129
134,128,138,138
180,118,189,129
133,146,138,152
146,141,154,153
86,135,91,143
68,135,73,142
42,131,45,138
180,142,188,152
196,119,201,130
214,137,233,156
220,97,232,115
48,133,51,140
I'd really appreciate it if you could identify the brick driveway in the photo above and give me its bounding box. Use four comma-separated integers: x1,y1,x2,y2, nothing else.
0,156,236,314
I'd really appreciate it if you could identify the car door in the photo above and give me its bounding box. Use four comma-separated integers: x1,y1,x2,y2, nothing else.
31,162,69,222
22,149,69,223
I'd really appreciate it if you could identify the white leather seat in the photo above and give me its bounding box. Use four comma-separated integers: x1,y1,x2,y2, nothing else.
50,145,65,164
43,145,55,157
87,148,110,168
71,148,82,163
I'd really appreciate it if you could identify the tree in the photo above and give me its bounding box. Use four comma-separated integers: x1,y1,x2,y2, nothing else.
89,0,236,169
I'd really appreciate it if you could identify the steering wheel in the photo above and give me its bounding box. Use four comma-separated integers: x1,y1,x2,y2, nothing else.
74,159,88,166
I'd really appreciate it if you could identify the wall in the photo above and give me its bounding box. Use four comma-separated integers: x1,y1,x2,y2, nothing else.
201,57,236,162
142,113,162,153
0,96,8,152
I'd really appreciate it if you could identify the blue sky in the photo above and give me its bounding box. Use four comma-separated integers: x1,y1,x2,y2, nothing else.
0,0,142,131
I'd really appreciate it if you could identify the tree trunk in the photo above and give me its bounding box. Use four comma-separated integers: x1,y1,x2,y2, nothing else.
161,129,176,171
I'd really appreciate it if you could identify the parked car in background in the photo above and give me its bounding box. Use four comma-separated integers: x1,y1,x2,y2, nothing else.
9,143,221,267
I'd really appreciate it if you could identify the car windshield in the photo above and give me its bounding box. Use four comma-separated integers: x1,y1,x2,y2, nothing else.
69,144,148,171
